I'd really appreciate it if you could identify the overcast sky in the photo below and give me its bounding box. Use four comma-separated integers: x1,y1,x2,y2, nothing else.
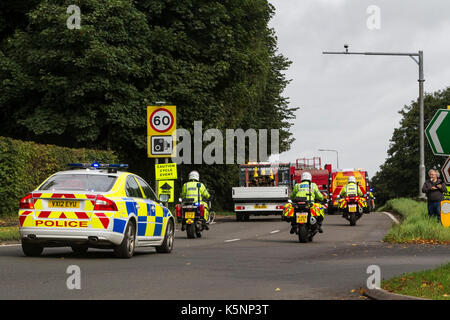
269,0,450,178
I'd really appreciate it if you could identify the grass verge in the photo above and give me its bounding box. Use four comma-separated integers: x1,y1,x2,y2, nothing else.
0,226,20,242
381,198,450,244
382,263,450,300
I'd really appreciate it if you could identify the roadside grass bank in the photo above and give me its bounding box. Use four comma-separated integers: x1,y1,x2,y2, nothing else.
380,198,450,244
382,263,450,300
0,226,20,242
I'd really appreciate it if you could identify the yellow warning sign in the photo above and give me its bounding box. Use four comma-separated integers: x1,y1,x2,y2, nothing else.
155,163,177,180
441,200,450,228
158,180,174,203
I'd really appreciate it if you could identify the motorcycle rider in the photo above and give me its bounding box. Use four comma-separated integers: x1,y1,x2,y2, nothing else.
181,170,211,229
339,176,364,211
289,172,325,233
339,176,363,198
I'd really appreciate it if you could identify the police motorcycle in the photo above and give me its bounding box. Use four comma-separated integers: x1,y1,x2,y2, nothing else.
175,183,214,239
338,194,365,226
365,188,376,213
282,197,324,243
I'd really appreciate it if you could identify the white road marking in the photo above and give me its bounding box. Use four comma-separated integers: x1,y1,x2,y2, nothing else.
270,230,280,234
224,238,240,243
382,211,400,224
210,222,216,225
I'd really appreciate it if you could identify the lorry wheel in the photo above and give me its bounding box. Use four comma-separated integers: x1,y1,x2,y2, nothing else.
186,224,196,239
22,241,43,257
298,225,308,243
243,214,250,221
236,212,243,222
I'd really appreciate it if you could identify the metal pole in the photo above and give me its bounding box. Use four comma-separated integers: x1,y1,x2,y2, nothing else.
335,151,339,170
323,47,426,198
418,51,426,198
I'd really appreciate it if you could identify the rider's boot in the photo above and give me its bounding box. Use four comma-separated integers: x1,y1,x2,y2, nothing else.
317,223,323,233
290,224,295,234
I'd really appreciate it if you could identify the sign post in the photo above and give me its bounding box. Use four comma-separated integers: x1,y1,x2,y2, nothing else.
442,157,450,185
157,180,175,203
425,109,450,157
147,105,177,206
147,105,177,158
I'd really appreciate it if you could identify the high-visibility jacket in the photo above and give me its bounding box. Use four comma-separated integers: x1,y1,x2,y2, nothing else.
290,181,324,202
181,181,210,203
339,182,363,197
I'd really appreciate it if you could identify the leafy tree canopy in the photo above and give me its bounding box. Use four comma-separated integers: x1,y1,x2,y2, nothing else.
0,0,296,209
372,87,450,204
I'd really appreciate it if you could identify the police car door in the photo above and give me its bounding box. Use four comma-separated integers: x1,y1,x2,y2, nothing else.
124,176,152,240
135,176,166,241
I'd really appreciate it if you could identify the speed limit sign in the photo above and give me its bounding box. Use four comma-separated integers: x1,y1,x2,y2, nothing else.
150,108,174,133
147,105,176,158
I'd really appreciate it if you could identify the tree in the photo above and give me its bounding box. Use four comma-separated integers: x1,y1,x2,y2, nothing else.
0,0,40,42
0,0,295,209
372,87,450,204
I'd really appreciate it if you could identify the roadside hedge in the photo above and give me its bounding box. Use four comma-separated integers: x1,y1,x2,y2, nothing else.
0,136,118,216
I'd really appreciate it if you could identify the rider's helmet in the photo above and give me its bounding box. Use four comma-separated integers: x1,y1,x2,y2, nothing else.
348,176,356,184
301,172,312,182
188,170,200,181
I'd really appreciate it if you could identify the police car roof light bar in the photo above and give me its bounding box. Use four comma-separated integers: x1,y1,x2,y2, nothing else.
68,163,129,170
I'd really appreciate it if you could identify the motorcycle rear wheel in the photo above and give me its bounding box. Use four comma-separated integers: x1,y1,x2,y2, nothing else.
298,224,308,243
350,214,357,226
186,224,196,239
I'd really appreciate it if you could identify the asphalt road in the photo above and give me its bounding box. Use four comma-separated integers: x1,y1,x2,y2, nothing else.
0,212,448,300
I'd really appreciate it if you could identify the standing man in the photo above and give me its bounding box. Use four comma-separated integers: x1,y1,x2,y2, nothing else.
422,169,446,223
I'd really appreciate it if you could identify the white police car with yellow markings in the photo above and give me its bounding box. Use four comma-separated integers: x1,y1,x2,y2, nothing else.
18,163,175,258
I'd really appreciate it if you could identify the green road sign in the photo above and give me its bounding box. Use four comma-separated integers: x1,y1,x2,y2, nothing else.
425,109,450,156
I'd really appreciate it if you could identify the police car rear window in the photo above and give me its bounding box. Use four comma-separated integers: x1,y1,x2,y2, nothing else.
39,174,117,192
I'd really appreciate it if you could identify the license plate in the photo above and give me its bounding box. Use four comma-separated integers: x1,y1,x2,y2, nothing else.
185,212,195,219
254,205,267,209
296,212,308,223
49,200,80,208
349,205,357,213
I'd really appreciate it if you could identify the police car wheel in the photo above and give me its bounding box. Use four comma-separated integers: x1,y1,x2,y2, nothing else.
22,241,43,257
155,219,174,253
114,221,136,259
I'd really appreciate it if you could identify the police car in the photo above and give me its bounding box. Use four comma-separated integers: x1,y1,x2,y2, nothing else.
18,163,175,258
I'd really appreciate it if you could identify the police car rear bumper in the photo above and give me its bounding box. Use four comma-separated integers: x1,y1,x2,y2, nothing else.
19,228,124,246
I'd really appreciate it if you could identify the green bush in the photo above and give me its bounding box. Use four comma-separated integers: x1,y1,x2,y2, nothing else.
382,198,450,243
0,136,118,216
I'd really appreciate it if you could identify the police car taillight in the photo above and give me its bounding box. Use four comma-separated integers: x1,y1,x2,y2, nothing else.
20,194,34,209
175,204,181,218
94,195,118,211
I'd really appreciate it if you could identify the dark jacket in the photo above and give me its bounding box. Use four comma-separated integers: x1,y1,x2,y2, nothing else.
422,179,446,201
